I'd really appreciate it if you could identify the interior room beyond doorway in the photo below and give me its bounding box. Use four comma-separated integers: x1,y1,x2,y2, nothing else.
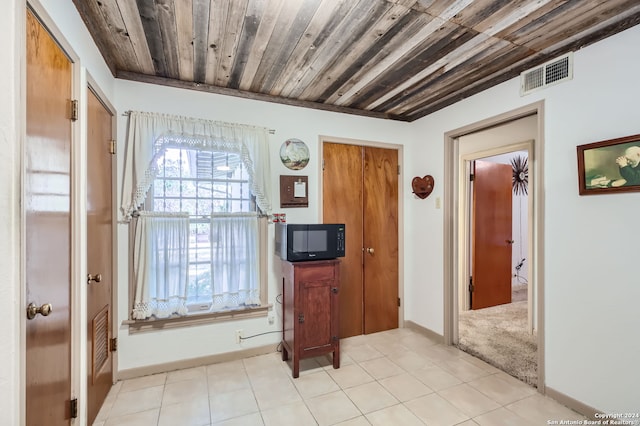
458,148,536,386
444,107,544,390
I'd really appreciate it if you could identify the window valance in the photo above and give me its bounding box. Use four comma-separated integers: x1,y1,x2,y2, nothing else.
120,111,272,219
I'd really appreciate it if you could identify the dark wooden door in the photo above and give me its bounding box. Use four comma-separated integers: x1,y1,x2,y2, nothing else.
86,88,114,424
26,9,73,425
323,142,398,336
471,160,513,309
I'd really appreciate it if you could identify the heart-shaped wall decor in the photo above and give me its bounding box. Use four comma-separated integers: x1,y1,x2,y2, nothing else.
412,175,435,199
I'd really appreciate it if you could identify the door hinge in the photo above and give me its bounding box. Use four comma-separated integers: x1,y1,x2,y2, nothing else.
469,277,474,292
70,398,78,418
70,99,78,122
109,140,117,155
398,297,401,307
110,337,118,352
469,173,475,182
298,313,305,324
322,159,325,171
397,165,400,175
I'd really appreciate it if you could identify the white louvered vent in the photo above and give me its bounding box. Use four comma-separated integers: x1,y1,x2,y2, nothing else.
520,53,573,96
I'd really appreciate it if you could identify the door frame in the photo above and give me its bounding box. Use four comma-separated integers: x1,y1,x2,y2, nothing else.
443,101,546,392
318,135,405,330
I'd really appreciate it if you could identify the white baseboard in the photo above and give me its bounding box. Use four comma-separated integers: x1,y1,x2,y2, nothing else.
545,386,600,420
116,344,278,381
403,320,445,343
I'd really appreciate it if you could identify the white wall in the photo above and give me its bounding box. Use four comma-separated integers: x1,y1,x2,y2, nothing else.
407,26,640,412
1,1,23,424
113,80,413,371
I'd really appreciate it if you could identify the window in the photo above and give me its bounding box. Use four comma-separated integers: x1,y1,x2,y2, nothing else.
121,111,272,324
147,146,264,314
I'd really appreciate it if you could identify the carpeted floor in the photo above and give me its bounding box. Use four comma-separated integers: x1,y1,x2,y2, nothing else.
456,291,538,387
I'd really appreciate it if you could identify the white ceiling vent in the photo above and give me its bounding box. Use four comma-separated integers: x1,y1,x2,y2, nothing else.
520,52,573,96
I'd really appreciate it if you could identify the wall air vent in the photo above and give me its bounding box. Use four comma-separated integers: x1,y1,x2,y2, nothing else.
520,52,573,96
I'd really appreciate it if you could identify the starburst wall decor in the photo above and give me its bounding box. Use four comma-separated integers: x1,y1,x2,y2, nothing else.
511,155,528,195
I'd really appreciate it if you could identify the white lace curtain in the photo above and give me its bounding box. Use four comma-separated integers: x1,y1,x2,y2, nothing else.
123,111,271,319
132,212,190,319
210,213,260,310
120,110,272,219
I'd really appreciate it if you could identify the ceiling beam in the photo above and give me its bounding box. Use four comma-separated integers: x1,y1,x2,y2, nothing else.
116,71,410,121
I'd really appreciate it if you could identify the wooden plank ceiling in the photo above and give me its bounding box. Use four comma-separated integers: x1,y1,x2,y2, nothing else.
74,0,640,122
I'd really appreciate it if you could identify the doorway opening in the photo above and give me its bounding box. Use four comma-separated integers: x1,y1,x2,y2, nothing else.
458,148,537,387
443,102,545,392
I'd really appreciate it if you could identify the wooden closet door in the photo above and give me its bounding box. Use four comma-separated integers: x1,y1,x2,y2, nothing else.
323,143,364,338
26,9,73,425
86,88,115,425
363,146,398,334
323,142,398,337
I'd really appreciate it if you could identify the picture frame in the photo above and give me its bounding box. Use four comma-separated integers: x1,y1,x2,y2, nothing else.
577,134,640,195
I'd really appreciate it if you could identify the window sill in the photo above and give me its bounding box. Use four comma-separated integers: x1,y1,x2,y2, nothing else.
123,305,271,334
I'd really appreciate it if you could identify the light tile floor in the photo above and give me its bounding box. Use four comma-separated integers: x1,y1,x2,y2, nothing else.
94,328,587,425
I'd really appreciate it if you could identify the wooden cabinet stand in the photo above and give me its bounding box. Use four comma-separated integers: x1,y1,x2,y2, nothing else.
281,259,340,378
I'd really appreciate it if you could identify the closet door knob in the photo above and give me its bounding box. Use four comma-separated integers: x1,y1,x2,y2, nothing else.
87,273,102,284
27,302,53,320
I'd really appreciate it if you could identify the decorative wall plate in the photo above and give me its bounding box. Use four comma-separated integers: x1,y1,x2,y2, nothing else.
412,175,435,199
280,138,310,170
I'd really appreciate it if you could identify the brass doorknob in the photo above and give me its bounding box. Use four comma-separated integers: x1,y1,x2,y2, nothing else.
26,302,53,320
87,273,102,284
366,247,375,254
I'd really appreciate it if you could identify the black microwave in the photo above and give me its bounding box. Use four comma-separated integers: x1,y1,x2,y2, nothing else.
275,223,345,262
